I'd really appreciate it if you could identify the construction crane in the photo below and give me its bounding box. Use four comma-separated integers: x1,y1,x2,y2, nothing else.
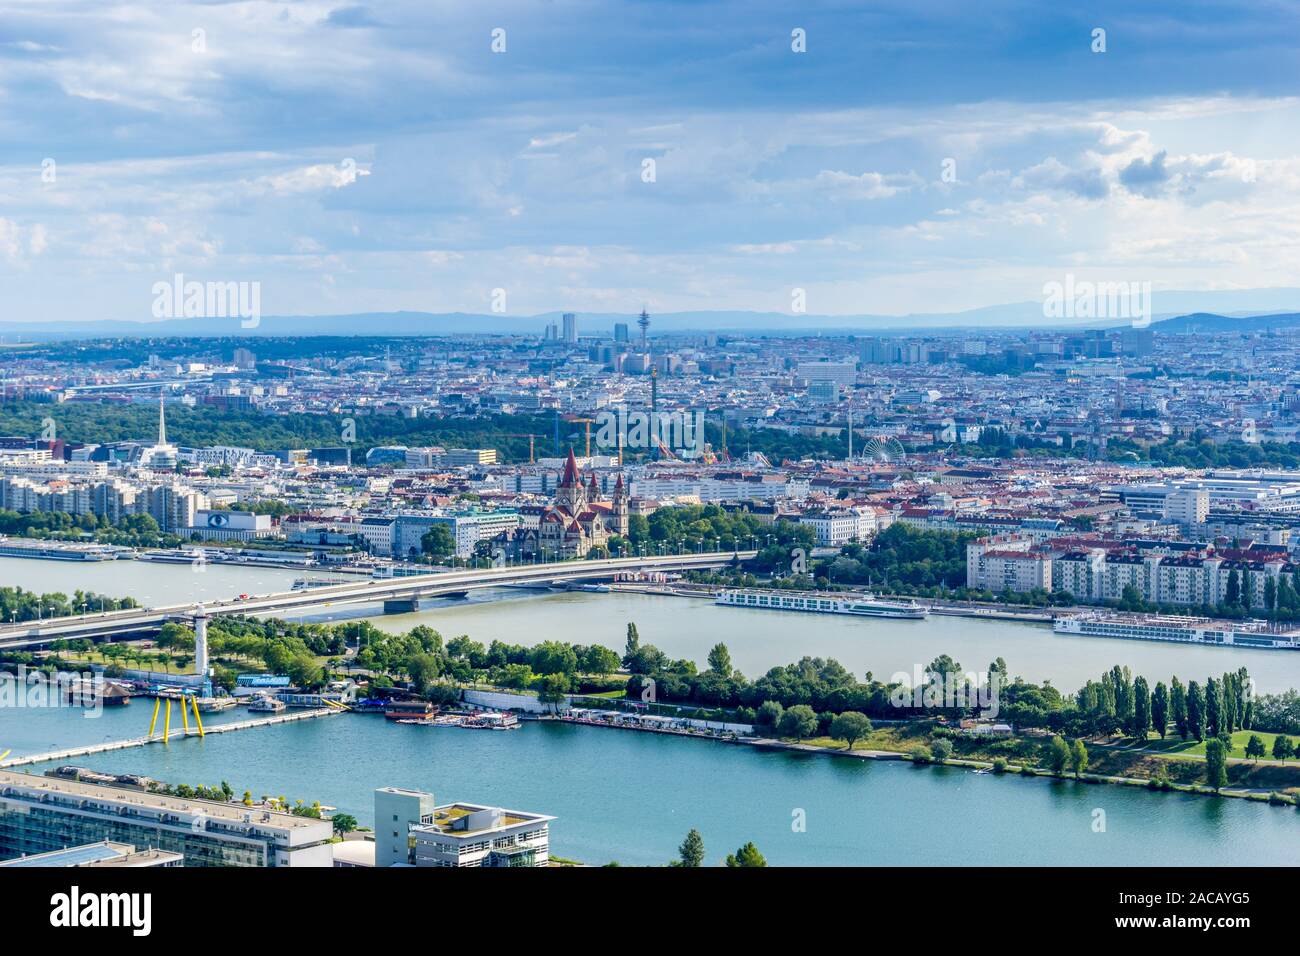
561,415,597,458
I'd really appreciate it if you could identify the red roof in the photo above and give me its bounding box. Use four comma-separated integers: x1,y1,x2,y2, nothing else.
560,448,580,487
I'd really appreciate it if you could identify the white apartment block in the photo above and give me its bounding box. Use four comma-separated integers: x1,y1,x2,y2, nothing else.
373,787,553,868
966,535,1052,592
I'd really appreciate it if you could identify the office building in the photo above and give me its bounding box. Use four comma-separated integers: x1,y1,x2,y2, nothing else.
374,787,553,868
0,769,334,867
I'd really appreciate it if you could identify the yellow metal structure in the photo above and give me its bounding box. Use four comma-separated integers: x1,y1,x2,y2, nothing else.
191,697,205,737
181,695,190,735
148,698,161,737
0,750,10,763
163,699,172,741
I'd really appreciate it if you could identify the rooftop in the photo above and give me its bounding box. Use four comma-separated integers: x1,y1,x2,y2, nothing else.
0,769,327,831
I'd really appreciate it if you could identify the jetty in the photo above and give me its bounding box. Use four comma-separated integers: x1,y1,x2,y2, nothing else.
0,707,341,769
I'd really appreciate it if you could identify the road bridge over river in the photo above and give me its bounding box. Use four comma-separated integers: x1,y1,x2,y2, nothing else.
0,551,755,649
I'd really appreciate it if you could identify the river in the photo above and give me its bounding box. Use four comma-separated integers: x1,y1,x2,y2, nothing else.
6,556,1300,693
3,555,1299,866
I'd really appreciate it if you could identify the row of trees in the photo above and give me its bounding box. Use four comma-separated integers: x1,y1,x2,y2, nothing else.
0,508,181,549
1074,665,1254,742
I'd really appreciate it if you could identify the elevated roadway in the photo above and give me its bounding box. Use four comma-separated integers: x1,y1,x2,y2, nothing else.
0,551,754,649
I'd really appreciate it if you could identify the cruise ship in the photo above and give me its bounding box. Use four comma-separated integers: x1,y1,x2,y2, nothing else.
1054,612,1300,650
716,589,929,619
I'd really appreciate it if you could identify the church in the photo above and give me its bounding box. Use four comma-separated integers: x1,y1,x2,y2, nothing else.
517,449,629,559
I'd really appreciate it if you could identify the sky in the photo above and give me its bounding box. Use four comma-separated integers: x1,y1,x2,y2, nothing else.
3,0,1300,325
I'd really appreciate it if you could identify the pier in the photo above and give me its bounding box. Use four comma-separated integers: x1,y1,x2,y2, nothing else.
0,707,342,769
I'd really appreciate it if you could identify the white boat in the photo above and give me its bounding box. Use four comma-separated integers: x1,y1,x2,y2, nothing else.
291,578,335,591
1054,612,1300,650
715,588,929,619
248,694,287,713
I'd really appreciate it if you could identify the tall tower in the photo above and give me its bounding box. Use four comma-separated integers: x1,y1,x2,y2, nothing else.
193,604,209,685
637,309,650,351
157,395,167,445
554,448,588,514
611,473,629,535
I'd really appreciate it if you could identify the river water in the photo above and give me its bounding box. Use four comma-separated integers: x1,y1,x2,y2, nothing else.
3,556,1299,865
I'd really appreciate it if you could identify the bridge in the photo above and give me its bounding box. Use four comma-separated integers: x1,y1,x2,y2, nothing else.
0,551,754,650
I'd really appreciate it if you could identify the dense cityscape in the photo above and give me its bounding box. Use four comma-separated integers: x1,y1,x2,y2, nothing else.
0,0,1295,932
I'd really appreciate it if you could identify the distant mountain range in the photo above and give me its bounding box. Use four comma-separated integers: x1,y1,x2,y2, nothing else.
4,288,1300,342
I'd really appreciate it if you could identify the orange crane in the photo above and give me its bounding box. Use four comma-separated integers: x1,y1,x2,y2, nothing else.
561,415,597,458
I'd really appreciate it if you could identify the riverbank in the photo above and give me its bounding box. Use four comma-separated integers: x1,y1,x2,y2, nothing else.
531,700,1300,808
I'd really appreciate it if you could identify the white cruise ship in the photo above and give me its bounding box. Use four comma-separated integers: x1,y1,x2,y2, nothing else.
716,589,929,619
1054,612,1300,650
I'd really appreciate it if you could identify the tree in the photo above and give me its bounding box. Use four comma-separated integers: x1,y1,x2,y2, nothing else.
420,524,456,559
1205,676,1222,738
755,700,784,732
1171,677,1188,739
1045,735,1071,774
706,643,733,677
579,644,620,675
1132,676,1151,739
332,813,358,835
1225,568,1241,605
1204,738,1229,790
724,841,767,867
623,622,640,665
1187,680,1205,742
829,711,872,751
1244,735,1266,762
676,829,705,868
1069,738,1088,778
776,704,818,742
537,673,571,712
1271,735,1295,762
930,738,953,762
1151,681,1169,739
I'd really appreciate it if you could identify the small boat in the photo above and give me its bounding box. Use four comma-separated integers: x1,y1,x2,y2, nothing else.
248,694,287,713
197,696,238,713
574,583,611,593
462,710,520,730
291,578,335,591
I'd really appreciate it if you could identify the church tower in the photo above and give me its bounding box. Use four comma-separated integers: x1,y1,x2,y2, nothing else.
554,448,588,514
611,473,629,535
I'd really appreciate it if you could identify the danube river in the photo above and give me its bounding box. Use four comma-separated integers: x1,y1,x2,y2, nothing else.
6,556,1300,693
6,707,1297,866
4,555,1300,865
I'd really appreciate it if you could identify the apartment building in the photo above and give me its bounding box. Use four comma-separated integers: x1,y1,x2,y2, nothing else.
966,534,1052,592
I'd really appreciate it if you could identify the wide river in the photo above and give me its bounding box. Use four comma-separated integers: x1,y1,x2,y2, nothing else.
3,556,1299,865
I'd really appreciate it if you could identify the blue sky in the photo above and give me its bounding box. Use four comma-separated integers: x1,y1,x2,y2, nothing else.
3,0,1300,324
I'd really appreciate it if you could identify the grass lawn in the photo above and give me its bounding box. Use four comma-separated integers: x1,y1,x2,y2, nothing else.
1119,729,1299,761
784,725,931,753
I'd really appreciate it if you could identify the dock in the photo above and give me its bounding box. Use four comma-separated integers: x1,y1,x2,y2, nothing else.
0,707,342,769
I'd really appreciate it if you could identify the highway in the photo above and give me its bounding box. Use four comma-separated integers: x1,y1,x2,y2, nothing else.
0,551,755,648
